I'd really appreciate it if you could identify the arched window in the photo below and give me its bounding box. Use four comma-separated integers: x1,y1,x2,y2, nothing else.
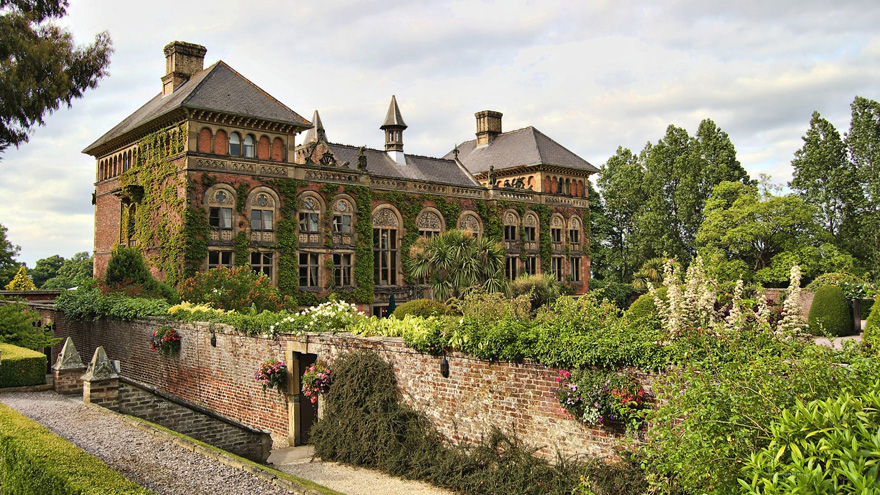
214,129,228,155
558,178,564,195
457,211,483,238
332,196,355,242
569,216,582,247
243,134,255,158
503,210,519,246
372,206,401,286
551,214,565,249
247,187,278,244
122,151,131,172
198,128,212,153
523,211,539,245
417,208,444,238
228,132,242,156
297,192,324,246
204,184,236,243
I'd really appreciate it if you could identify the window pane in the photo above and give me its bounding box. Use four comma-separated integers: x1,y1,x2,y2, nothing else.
308,213,319,232
251,251,261,265
220,208,232,229
229,133,241,156
251,210,261,231
262,210,274,231
243,135,255,158
209,208,220,227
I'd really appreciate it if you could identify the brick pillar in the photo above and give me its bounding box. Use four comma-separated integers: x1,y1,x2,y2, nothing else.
52,337,87,394
81,347,120,410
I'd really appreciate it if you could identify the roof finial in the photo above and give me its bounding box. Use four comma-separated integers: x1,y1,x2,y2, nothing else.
381,95,407,164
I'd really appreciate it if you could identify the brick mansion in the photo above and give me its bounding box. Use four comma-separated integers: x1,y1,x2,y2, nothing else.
84,41,597,315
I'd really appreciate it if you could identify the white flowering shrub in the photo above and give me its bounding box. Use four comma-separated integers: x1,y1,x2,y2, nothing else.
296,300,367,333
777,265,805,338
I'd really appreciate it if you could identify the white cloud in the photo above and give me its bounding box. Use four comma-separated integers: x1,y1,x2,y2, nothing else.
3,0,879,267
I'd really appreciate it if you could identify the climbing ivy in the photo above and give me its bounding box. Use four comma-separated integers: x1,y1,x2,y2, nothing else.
234,232,249,268
235,183,250,214
533,204,552,273
269,178,305,302
341,185,374,303
184,206,209,279
119,122,189,286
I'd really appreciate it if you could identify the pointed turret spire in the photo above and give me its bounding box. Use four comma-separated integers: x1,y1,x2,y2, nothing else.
380,96,407,164
303,109,327,144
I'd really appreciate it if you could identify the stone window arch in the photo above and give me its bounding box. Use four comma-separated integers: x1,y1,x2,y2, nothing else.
243,134,256,158
551,213,565,249
372,205,401,286
228,132,242,156
503,209,519,248
568,215,582,247
214,129,228,155
331,195,356,243
248,187,278,243
416,207,444,238
198,128,212,153
457,211,483,238
523,211,539,246
297,191,325,246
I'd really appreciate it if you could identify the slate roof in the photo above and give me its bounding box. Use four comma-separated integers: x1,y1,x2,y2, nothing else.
327,143,479,188
380,96,407,129
443,126,598,175
83,61,311,155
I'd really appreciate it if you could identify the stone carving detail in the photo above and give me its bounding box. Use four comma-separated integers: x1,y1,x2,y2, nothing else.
252,193,275,208
417,211,442,230
569,216,582,229
524,214,537,227
53,337,84,371
207,188,234,207
196,158,227,171
370,178,407,189
357,147,368,171
251,231,275,243
231,162,256,173
458,213,482,234
302,197,316,211
504,212,518,225
304,170,359,183
209,229,234,242
81,347,118,381
552,215,563,228
372,208,399,228
335,200,349,213
320,151,337,166
259,165,287,176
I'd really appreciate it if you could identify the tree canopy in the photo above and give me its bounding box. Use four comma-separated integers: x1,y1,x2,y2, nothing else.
0,0,112,154
0,223,21,286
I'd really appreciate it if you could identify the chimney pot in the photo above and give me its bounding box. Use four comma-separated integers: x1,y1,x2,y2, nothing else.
475,110,503,146
162,41,207,95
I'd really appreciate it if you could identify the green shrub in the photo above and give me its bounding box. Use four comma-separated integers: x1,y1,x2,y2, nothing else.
740,384,880,494
4,266,36,290
55,286,169,321
807,285,853,337
0,300,59,350
392,299,451,318
0,343,46,388
178,266,288,313
627,293,657,320
595,281,638,309
0,403,150,494
864,296,880,347
102,246,178,302
510,273,562,311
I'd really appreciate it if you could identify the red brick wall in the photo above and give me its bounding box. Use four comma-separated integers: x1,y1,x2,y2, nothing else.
45,310,634,458
94,180,122,278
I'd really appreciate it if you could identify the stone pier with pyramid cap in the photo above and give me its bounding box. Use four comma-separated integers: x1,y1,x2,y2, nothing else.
52,337,87,394
82,346,120,408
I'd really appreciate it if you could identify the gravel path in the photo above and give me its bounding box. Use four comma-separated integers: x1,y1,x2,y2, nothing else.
269,446,454,495
0,391,293,495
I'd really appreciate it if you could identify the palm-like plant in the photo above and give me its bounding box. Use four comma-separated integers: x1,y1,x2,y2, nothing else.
632,257,680,290
407,229,507,301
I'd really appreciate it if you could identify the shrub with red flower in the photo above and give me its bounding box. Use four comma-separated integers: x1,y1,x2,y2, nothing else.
301,362,331,404
556,368,647,433
254,360,287,392
150,326,181,354
179,266,289,313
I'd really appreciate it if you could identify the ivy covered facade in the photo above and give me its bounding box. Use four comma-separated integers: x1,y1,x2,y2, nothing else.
84,41,597,315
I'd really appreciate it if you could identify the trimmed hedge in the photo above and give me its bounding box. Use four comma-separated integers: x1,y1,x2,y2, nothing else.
0,343,46,388
807,285,853,337
0,403,150,494
392,299,452,318
865,296,880,347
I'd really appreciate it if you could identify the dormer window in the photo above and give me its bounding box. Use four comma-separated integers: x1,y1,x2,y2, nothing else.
229,132,241,156
243,134,255,158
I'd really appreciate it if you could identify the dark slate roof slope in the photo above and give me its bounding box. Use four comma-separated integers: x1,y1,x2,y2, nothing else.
84,61,310,154
444,126,598,175
327,143,479,188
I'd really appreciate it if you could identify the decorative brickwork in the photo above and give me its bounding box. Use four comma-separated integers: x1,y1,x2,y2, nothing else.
46,308,640,459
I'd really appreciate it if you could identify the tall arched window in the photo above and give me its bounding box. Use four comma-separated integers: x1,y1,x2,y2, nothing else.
457,211,483,238
523,211,539,245
229,132,241,156
297,192,324,246
248,188,278,244
372,206,400,285
503,210,519,248
569,216,582,247
332,196,355,243
551,214,565,249
243,134,255,158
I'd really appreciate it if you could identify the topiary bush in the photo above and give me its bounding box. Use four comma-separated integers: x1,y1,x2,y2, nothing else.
864,296,880,348
392,299,452,318
807,285,853,337
102,246,178,302
0,343,46,388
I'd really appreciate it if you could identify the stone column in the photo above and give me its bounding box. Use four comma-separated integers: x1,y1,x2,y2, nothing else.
81,347,120,410
52,337,87,394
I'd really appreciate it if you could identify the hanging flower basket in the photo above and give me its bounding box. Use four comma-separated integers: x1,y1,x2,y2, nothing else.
150,326,181,354
254,360,287,392
302,362,331,403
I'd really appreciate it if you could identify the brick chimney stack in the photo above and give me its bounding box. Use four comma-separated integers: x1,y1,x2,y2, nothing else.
475,110,502,146
162,41,207,95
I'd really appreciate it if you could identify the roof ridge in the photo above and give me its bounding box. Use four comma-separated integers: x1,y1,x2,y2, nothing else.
530,127,596,170
179,60,222,106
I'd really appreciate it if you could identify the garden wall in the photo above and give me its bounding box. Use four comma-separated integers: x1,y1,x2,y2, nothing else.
40,306,635,460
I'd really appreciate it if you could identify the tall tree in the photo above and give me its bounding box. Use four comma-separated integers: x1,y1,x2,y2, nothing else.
585,180,614,280
42,251,92,289
596,146,647,281
29,254,64,287
0,223,21,286
789,111,859,241
846,96,880,273
0,0,112,154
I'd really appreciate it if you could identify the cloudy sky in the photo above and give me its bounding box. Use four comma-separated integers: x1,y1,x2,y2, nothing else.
3,0,879,268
